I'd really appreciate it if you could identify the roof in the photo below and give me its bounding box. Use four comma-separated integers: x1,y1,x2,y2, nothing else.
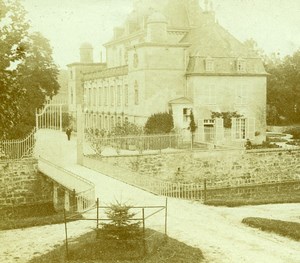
84,66,128,81
169,97,193,104
181,21,252,58
186,56,267,75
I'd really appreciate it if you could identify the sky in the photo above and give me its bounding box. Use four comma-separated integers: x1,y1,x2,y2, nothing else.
21,0,300,69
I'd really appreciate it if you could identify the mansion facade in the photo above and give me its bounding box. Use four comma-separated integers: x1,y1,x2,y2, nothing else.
67,0,267,144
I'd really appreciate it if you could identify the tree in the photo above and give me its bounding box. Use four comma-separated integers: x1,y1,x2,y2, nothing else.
144,112,174,134
100,201,142,241
0,0,29,138
265,50,300,125
0,0,59,139
189,110,197,147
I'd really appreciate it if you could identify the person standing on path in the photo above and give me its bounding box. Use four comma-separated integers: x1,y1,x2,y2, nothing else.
66,127,72,141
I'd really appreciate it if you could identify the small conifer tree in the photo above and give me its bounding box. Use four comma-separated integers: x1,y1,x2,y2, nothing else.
101,201,142,240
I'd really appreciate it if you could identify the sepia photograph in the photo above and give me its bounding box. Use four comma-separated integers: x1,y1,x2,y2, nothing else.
0,0,300,262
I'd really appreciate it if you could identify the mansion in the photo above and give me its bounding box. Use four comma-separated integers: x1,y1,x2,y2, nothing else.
67,0,267,144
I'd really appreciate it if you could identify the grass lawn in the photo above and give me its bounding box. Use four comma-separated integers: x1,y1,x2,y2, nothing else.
28,229,205,263
0,213,80,231
242,217,300,241
204,198,300,207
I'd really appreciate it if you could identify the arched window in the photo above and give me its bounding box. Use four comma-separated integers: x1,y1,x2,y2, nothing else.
104,86,108,106
117,85,121,106
93,87,97,106
124,84,128,106
110,86,115,106
99,87,102,106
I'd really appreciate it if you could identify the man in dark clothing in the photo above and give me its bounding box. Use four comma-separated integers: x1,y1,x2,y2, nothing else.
66,127,72,141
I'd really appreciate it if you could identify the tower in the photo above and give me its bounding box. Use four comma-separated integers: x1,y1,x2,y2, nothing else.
80,42,94,63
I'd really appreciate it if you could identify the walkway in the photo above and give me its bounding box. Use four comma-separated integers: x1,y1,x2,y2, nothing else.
0,129,300,263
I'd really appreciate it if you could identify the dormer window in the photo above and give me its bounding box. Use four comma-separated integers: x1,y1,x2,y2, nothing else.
205,57,214,72
237,58,246,72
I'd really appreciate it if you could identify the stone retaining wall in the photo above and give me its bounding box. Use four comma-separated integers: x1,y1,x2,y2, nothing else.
0,159,52,206
94,148,300,187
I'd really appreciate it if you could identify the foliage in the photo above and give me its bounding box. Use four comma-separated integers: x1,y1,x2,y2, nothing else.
284,128,300,139
101,201,142,240
265,49,300,125
0,0,59,139
111,121,143,136
211,111,243,128
242,217,300,241
250,140,281,149
189,110,197,133
144,112,174,134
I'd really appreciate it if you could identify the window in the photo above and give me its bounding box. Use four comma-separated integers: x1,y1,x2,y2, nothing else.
134,81,139,105
125,50,128,64
133,53,138,68
93,88,97,106
124,84,128,106
235,118,246,140
104,86,108,106
99,115,102,129
70,87,74,104
99,87,102,106
183,108,191,122
88,88,92,107
235,86,247,105
110,86,115,106
205,58,214,72
237,59,246,72
111,116,115,129
105,116,108,129
117,85,121,106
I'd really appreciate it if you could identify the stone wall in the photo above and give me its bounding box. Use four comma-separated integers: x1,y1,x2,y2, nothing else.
97,148,300,188
0,159,53,206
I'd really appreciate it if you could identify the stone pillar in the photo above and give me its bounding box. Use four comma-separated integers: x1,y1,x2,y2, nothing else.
64,190,70,212
77,104,84,165
53,184,59,210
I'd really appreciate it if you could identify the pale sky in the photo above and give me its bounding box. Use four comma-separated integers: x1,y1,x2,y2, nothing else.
21,0,300,69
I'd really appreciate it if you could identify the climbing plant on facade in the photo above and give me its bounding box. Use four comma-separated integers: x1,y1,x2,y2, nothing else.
211,111,243,128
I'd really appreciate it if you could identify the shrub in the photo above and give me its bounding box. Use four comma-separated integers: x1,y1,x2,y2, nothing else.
99,201,142,241
144,112,174,134
284,128,300,139
111,121,143,136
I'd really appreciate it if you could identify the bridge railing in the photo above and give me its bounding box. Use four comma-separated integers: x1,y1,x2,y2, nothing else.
38,157,95,212
0,128,36,160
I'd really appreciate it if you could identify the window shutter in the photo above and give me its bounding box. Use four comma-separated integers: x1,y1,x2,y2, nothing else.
247,118,255,140
197,119,204,141
231,118,237,140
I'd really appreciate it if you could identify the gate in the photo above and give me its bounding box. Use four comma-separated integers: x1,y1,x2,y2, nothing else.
36,100,68,131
